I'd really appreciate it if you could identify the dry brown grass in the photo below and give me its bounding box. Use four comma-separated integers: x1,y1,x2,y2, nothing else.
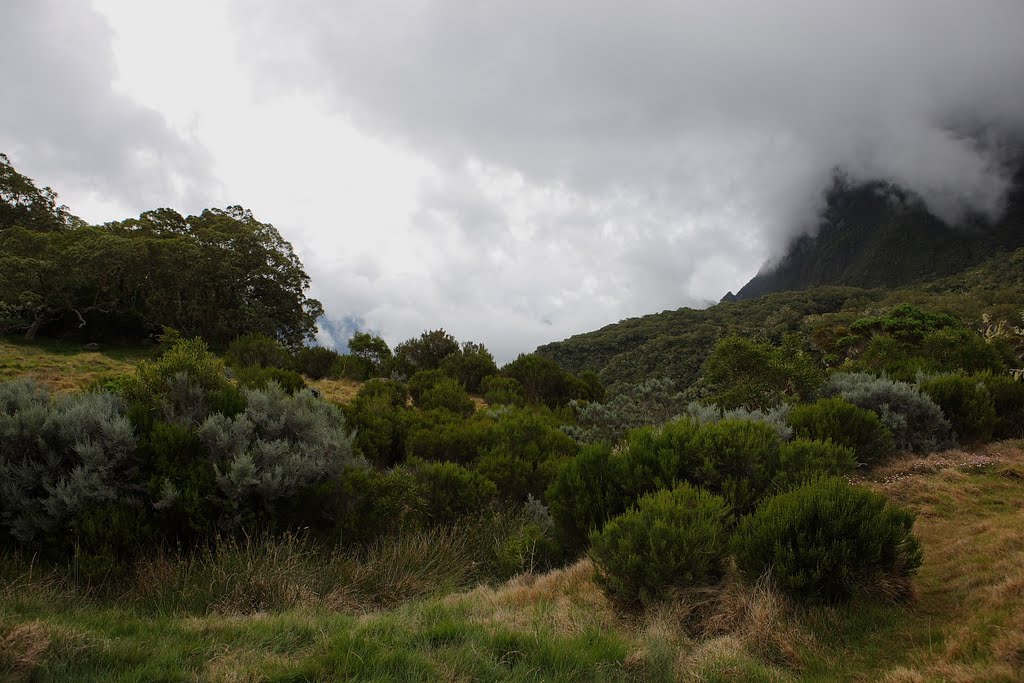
309,377,363,405
0,620,52,681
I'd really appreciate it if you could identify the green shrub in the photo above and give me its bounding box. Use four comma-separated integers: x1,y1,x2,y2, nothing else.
408,369,448,406
823,372,954,454
224,333,293,369
919,375,996,443
734,478,922,602
685,401,793,441
439,341,498,393
404,410,491,463
921,328,1006,375
565,378,689,445
469,500,562,580
474,409,578,500
409,459,498,521
975,372,1024,439
481,375,524,406
329,466,426,545
293,345,344,379
692,419,784,514
545,444,629,553
701,335,823,411
126,338,232,425
235,365,306,394
787,397,894,466
774,439,856,490
419,377,476,417
589,483,731,605
617,418,703,500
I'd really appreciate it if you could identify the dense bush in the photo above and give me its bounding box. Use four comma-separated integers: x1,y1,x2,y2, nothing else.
975,372,1024,439
197,384,364,528
920,328,1006,375
691,418,783,514
327,466,427,545
919,375,997,443
404,410,492,463
224,333,293,370
0,380,139,556
545,444,628,552
292,345,344,379
616,418,704,500
823,372,954,454
474,409,578,501
565,378,689,445
234,366,306,394
589,483,731,605
787,397,894,466
408,369,448,407
419,377,476,417
480,376,524,406
409,459,498,521
701,335,824,411
734,478,922,602
439,341,499,393
685,401,793,441
774,439,856,490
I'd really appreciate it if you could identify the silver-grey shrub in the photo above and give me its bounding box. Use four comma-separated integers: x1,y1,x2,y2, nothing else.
685,401,793,441
565,378,689,445
197,383,364,518
823,372,954,454
0,380,137,543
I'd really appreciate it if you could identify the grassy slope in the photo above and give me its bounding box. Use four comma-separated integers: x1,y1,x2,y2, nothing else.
2,442,1023,682
0,337,153,393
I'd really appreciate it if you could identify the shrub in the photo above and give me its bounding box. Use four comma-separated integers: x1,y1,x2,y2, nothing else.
419,377,476,417
774,439,856,490
589,483,732,605
329,466,426,545
565,378,689,445
545,444,629,552
293,345,344,379
197,384,364,529
224,333,293,370
474,409,578,500
234,366,306,394
481,376,524,406
975,372,1024,439
734,478,922,602
919,375,996,443
692,419,783,514
408,369,448,407
404,410,491,463
409,459,498,521
617,418,704,499
921,328,1006,375
701,335,823,411
685,401,793,441
439,341,498,393
787,397,894,466
0,380,139,556
823,372,954,454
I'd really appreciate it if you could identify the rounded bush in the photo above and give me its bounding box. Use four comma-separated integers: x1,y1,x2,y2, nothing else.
734,478,922,602
410,459,498,521
235,366,306,394
774,438,856,490
481,376,524,406
225,333,292,370
419,377,476,417
293,346,343,379
589,483,732,605
692,418,783,514
545,443,629,552
787,397,894,466
919,375,996,443
823,372,954,454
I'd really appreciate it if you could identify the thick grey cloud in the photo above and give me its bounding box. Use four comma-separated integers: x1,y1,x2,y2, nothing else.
0,0,212,212
237,0,1024,357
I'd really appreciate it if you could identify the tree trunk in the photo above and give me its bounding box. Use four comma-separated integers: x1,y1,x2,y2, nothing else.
24,312,48,340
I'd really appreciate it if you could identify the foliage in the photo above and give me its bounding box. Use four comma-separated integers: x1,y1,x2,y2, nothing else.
234,366,306,394
225,334,293,370
918,375,997,443
565,378,689,445
822,372,954,454
409,459,498,522
545,444,627,553
589,483,731,605
734,478,923,602
440,341,498,393
684,401,793,441
404,410,492,464
480,375,524,406
691,419,784,514
975,372,1024,439
701,335,824,411
1,158,323,346
407,369,448,407
419,377,476,417
347,331,392,377
474,409,578,501
774,439,856,490
0,380,139,558
393,329,460,376
197,384,364,529
292,345,344,379
787,397,894,466
502,353,599,408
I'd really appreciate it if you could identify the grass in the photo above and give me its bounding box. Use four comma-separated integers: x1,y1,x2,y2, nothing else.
3,442,1023,681
0,337,153,393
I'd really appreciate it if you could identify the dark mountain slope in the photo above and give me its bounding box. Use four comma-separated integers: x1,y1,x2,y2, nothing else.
735,165,1024,299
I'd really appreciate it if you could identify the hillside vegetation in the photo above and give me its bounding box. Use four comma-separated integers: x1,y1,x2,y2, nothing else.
2,441,1022,681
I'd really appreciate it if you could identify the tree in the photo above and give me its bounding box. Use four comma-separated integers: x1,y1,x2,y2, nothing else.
393,329,460,376
348,331,393,376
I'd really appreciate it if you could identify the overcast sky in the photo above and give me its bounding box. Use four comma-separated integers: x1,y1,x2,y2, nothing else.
3,1,1023,361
